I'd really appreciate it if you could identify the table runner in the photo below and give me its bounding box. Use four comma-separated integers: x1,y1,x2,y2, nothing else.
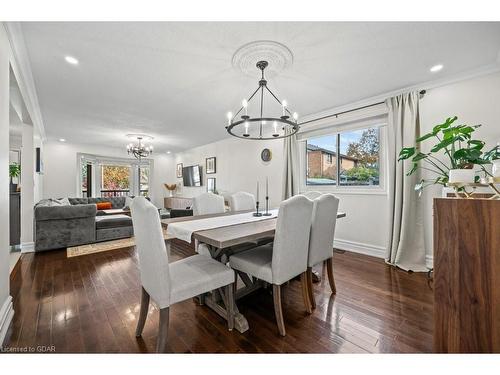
166,209,279,243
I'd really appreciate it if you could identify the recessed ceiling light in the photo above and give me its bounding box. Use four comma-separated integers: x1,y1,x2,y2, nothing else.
430,64,443,73
65,56,79,65
59,138,66,142
166,151,171,154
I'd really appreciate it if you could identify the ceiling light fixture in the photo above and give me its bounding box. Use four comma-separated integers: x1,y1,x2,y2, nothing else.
166,151,171,154
58,138,66,142
65,56,79,65
225,61,299,140
430,64,443,73
126,134,154,160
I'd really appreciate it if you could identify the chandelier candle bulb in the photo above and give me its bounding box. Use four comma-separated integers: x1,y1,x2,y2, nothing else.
242,99,248,116
282,100,287,116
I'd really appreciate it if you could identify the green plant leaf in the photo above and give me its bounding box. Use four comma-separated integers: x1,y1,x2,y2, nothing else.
406,162,418,176
412,152,428,162
398,147,416,161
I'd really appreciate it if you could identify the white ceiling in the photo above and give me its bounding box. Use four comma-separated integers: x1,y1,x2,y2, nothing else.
21,22,500,152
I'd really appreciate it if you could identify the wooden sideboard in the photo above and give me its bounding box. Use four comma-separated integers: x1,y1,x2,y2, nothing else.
433,198,500,353
164,196,193,210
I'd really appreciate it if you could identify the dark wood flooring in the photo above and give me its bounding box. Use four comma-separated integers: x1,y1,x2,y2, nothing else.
3,241,433,353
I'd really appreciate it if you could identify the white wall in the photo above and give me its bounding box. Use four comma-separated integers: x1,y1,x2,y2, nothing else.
172,137,284,207
43,141,127,199
20,123,34,248
0,24,14,344
420,71,500,262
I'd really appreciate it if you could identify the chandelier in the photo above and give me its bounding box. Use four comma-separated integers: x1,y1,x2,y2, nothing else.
225,61,299,140
126,134,154,160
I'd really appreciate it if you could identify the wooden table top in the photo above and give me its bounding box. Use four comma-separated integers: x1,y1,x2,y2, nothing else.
161,210,346,249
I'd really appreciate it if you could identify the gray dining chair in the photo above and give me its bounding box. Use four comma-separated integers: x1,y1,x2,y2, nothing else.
192,192,225,216
306,193,340,309
191,192,226,256
229,191,256,212
130,196,236,352
229,195,314,336
301,191,323,200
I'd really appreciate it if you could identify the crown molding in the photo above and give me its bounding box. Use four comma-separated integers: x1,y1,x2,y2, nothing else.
300,62,500,125
3,22,46,140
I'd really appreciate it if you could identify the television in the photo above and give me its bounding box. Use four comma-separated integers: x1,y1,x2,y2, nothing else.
182,165,202,187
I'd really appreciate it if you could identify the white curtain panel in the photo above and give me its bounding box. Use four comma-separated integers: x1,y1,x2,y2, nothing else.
282,126,300,200
386,92,427,272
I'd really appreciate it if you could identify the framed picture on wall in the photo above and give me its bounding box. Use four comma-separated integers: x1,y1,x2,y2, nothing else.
207,177,216,193
206,157,216,174
176,163,183,178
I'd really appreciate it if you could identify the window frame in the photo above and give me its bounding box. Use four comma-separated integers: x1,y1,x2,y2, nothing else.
77,153,153,198
299,120,387,196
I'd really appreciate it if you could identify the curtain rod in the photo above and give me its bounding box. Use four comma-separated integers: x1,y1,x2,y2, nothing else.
298,90,426,126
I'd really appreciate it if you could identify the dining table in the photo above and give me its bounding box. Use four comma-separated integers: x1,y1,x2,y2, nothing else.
161,209,346,333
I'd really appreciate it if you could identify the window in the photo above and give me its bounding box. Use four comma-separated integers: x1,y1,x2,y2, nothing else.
77,153,153,199
101,165,131,197
306,127,380,187
81,162,92,197
139,166,150,197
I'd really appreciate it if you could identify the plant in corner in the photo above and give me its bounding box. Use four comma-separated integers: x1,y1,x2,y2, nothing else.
9,162,21,192
398,116,500,193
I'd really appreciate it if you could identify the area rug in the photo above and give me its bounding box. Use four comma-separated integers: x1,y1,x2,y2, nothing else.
67,229,171,258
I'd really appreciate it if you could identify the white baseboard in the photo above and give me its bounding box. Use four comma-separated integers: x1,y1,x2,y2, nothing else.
20,242,34,253
333,238,386,259
0,296,14,345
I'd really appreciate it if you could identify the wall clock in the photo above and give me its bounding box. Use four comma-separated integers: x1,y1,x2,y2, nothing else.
261,148,272,162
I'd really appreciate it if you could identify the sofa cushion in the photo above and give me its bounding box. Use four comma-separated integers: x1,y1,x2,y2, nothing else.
95,214,132,229
88,197,126,209
96,201,112,210
35,204,97,221
68,197,89,205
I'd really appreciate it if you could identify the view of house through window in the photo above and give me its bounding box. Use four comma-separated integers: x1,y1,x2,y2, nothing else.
101,165,131,197
306,127,380,186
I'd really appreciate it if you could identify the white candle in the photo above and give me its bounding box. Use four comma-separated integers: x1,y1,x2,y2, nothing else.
266,176,268,198
282,100,287,116
256,181,259,202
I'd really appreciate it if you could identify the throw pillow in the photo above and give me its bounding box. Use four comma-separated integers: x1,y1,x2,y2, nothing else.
96,202,112,210
123,196,134,211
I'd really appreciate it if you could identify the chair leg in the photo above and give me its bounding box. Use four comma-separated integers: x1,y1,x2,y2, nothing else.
156,307,170,353
226,283,235,331
306,267,316,310
300,272,312,314
272,284,286,336
135,287,150,337
326,258,337,295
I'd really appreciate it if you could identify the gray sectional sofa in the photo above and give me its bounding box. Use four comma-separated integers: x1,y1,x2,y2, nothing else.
34,197,137,251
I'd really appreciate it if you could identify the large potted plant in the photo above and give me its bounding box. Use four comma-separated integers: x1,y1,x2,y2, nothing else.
398,116,500,193
9,162,21,192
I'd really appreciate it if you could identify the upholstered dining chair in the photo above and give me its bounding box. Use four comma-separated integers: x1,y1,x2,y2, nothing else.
130,196,236,352
229,191,256,212
306,193,340,309
192,192,225,216
191,192,226,256
229,195,314,336
301,191,323,200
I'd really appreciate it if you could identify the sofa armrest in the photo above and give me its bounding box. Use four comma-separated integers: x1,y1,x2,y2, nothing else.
35,204,97,221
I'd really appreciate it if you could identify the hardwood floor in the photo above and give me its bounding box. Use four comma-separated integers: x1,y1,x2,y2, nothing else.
3,241,433,353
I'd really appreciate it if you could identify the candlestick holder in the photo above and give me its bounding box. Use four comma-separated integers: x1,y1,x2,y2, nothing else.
263,195,272,216
253,201,263,217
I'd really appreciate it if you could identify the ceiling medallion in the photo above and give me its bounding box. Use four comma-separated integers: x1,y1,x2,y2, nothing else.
232,40,293,78
126,134,154,160
225,60,299,140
